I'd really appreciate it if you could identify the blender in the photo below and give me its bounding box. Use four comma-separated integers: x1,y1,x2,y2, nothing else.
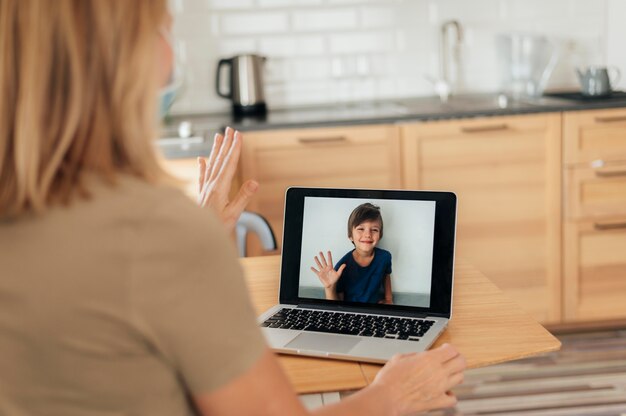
496,34,559,99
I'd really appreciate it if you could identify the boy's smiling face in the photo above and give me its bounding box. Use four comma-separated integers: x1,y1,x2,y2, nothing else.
350,220,381,254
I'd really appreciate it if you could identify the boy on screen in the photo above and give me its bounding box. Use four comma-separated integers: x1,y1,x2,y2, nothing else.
310,203,393,304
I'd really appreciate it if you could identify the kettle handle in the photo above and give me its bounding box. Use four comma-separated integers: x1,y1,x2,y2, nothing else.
216,58,233,99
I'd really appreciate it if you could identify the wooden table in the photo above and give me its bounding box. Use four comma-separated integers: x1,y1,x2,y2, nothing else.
240,256,561,394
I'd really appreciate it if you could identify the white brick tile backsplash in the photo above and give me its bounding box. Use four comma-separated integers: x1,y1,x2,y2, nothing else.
502,0,574,19
291,58,332,80
326,0,374,4
435,0,502,22
220,12,289,35
259,36,326,57
259,0,323,7
359,6,397,28
264,58,290,84
292,9,358,31
208,0,254,10
168,0,618,115
375,78,396,98
216,38,258,56
257,0,293,8
329,31,395,53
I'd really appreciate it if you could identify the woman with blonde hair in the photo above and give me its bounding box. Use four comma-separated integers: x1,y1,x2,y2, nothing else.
0,1,465,415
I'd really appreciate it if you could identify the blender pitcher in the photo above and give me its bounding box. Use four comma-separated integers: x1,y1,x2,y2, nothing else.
496,34,559,98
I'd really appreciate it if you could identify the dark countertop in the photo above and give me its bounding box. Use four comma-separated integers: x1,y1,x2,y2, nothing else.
159,92,626,159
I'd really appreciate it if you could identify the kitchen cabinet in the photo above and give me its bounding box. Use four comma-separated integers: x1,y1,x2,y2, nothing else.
400,113,562,323
240,124,402,255
161,157,201,200
563,108,626,322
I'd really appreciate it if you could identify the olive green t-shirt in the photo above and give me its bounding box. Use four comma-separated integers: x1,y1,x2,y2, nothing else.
0,175,266,415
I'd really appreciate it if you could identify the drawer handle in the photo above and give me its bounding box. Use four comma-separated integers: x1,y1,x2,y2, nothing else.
594,221,626,231
595,169,626,178
460,124,508,133
594,115,626,123
298,136,347,144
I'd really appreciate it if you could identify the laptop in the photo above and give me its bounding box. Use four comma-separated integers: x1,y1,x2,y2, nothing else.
258,187,457,364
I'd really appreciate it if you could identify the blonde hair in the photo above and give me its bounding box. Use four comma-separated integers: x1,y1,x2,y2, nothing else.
0,0,170,217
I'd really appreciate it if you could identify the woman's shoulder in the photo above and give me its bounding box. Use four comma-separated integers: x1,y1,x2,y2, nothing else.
84,174,224,248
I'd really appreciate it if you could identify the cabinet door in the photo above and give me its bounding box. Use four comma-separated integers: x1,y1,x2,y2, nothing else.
565,161,626,220
161,158,200,200
241,124,402,253
563,108,626,166
564,219,626,321
401,113,562,323
161,158,242,204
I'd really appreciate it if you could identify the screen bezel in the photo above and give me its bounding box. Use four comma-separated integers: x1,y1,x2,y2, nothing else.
279,187,456,318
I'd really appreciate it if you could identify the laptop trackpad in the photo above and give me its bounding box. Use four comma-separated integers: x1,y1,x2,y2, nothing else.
286,332,360,354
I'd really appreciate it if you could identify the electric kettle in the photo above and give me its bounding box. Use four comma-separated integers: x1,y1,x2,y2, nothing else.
216,54,267,116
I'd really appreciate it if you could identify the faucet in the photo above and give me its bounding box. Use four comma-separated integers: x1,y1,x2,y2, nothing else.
440,20,463,96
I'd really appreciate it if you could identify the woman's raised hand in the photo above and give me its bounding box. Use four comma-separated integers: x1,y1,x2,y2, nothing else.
311,251,346,289
198,127,259,230
372,344,466,415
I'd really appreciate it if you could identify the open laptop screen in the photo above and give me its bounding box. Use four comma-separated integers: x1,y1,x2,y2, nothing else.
280,188,457,318
298,196,436,308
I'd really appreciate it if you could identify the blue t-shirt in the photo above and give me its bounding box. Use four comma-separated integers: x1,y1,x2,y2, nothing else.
334,247,392,303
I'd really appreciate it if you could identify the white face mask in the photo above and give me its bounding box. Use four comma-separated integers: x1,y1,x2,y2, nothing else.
158,28,183,119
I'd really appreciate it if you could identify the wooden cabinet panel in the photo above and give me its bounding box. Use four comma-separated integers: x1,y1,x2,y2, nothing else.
241,124,402,255
563,108,626,323
564,219,626,321
161,157,242,203
563,108,626,165
161,158,199,200
401,113,562,323
565,162,626,220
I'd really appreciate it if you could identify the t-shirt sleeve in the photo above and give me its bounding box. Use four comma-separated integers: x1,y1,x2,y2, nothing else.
386,251,392,275
129,193,266,394
334,252,349,294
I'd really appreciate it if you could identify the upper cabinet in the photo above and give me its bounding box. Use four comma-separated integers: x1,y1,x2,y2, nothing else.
240,124,402,252
563,108,626,322
400,114,562,323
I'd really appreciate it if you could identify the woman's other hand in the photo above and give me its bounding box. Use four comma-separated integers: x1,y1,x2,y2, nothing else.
311,251,346,289
198,127,258,230
372,343,466,415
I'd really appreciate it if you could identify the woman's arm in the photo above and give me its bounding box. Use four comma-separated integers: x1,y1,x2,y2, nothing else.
193,345,465,416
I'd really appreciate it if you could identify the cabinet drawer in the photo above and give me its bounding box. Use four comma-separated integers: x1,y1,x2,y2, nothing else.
242,125,399,182
563,108,626,165
162,158,242,202
564,218,626,321
162,158,199,200
565,162,626,219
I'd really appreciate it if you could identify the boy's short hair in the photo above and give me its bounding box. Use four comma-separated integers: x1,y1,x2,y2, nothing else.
347,203,383,240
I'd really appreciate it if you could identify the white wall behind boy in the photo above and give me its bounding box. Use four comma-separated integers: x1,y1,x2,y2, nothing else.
169,0,617,115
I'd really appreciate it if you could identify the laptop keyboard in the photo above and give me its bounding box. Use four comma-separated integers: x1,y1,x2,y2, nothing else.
261,308,434,341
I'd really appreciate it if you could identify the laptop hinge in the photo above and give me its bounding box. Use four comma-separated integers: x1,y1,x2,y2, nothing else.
296,303,429,318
